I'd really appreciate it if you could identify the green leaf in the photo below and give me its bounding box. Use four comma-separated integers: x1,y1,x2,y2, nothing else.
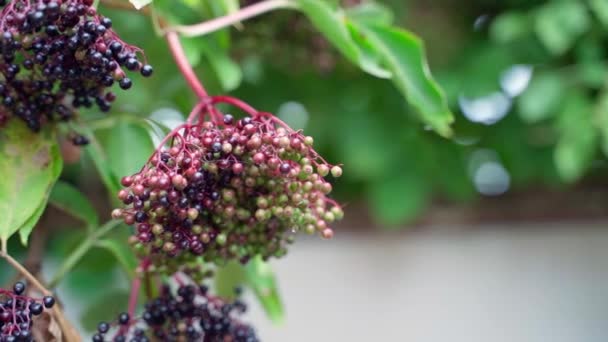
517,72,564,123
357,24,454,136
80,289,130,331
214,262,246,299
129,0,152,10
295,0,391,78
369,168,430,225
95,238,137,278
180,36,242,91
0,120,62,249
554,92,597,182
199,40,242,91
590,0,608,28
490,12,531,43
180,36,203,67
18,199,47,246
346,2,394,26
535,1,590,55
49,180,99,227
100,120,154,180
245,257,284,324
593,91,608,157
82,126,121,197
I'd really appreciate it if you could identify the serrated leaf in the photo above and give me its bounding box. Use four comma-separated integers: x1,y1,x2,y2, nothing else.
245,257,284,324
357,24,454,136
129,0,152,10
296,0,391,78
95,238,137,278
0,120,62,249
535,1,590,55
49,181,99,227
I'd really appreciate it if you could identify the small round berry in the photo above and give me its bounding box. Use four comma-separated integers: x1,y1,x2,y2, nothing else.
29,302,43,315
223,114,234,125
97,321,110,333
279,163,291,174
72,135,90,146
13,282,25,295
43,296,55,308
140,64,153,77
118,312,130,325
119,78,132,90
330,165,343,178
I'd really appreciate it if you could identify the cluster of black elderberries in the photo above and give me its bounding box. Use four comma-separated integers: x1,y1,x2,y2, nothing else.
0,282,55,342
0,0,152,136
93,283,258,342
112,105,343,266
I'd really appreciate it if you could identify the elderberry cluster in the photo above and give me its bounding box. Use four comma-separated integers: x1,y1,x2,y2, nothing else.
93,284,258,342
0,0,152,133
0,282,55,342
113,110,343,265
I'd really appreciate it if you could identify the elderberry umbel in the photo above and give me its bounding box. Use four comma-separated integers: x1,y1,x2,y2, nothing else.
113,97,343,265
0,0,152,132
0,282,55,342
94,282,258,342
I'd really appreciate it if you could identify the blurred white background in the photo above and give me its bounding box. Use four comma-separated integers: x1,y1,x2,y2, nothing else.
246,222,608,342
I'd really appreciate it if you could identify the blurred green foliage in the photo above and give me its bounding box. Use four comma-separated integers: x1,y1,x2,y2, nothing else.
2,0,607,334
89,0,608,227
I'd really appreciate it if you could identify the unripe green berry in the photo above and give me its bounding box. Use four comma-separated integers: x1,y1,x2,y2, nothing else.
331,166,343,178
187,208,199,220
317,164,330,177
216,233,227,246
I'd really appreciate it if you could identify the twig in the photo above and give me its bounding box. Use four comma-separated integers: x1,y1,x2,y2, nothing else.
1,251,81,340
167,0,297,37
5,222,48,288
1,252,50,296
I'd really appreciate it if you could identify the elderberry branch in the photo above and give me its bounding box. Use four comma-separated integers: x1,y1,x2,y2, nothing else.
0,251,82,341
166,0,297,37
0,252,50,297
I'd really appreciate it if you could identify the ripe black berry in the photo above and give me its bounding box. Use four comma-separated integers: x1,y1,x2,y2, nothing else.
119,78,132,90
13,282,24,295
0,0,152,132
0,283,55,340
97,281,258,342
118,312,130,325
140,64,153,77
42,296,55,308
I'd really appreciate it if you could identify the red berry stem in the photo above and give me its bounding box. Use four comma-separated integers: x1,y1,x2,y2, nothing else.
210,95,259,116
166,31,208,99
125,258,150,331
